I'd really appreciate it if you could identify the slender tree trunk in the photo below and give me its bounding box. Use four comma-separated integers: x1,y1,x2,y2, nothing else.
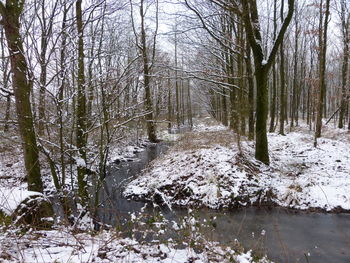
269,0,277,133
38,61,47,136
229,49,237,131
187,79,193,128
38,1,48,136
279,0,286,135
59,2,68,187
221,87,228,126
338,1,349,129
246,42,255,140
87,15,95,125
315,0,330,142
4,95,11,132
238,20,246,135
291,10,299,129
167,71,172,130
76,0,88,205
1,28,11,132
338,44,349,128
140,0,157,142
174,30,180,129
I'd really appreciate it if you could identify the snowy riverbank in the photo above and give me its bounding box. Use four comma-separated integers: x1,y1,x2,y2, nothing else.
124,125,350,212
0,225,273,263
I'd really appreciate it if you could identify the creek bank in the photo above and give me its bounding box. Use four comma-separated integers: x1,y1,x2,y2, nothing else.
96,125,350,263
123,129,350,212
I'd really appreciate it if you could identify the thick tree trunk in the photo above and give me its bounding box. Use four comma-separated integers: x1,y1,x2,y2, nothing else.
241,0,294,164
0,0,43,192
255,65,269,164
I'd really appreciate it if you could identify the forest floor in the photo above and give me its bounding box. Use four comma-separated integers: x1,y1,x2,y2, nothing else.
0,227,269,263
0,117,349,262
125,119,350,212
0,120,273,263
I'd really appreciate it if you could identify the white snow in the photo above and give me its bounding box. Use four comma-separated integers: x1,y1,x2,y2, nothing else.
75,156,86,167
0,187,43,215
266,132,350,211
0,118,348,263
0,229,270,263
124,129,350,211
108,144,145,163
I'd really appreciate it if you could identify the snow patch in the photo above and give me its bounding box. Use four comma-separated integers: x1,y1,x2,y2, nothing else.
124,130,350,211
0,187,43,215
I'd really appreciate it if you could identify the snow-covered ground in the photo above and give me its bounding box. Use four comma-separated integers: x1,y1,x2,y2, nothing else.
0,122,273,263
1,118,348,262
264,132,350,211
124,123,350,212
0,226,271,263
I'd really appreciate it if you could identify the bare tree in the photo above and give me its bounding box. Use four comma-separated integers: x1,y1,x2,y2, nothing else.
76,0,88,205
314,0,331,145
337,0,349,129
241,0,295,164
0,0,43,192
130,0,159,142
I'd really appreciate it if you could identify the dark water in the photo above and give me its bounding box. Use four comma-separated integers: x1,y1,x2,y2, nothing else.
96,143,350,263
96,142,170,226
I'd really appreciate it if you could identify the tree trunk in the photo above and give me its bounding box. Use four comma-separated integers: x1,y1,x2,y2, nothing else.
315,0,330,141
167,71,172,130
254,65,269,164
38,1,48,137
278,0,286,135
58,2,68,187
241,0,294,164
1,27,11,132
291,10,299,129
338,43,349,129
174,30,180,129
269,0,278,133
221,87,228,126
4,95,11,132
76,0,88,205
187,79,193,128
246,42,255,140
140,0,157,142
338,1,349,129
0,0,43,192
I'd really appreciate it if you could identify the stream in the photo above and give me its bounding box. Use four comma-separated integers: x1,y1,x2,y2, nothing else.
96,142,350,263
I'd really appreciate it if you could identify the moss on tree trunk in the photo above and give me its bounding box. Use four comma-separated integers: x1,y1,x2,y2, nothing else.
0,0,43,192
